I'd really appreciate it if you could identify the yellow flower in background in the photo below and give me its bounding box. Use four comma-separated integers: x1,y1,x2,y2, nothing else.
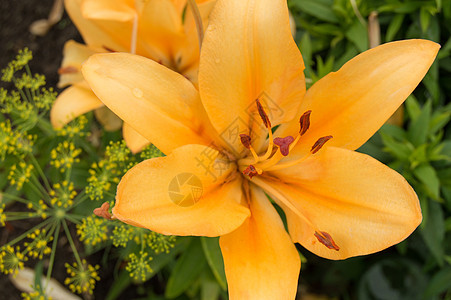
51,0,215,153
82,0,439,298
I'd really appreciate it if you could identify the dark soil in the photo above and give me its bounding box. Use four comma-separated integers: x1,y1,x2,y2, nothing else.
0,0,81,87
1,1,82,299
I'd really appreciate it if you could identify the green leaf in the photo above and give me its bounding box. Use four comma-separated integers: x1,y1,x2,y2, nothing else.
420,7,431,32
105,270,132,300
200,272,222,300
385,14,405,42
420,200,445,266
345,20,369,52
201,237,227,291
299,32,313,78
413,164,440,200
429,111,451,135
293,0,339,23
423,267,451,299
408,100,431,147
380,132,412,161
165,238,207,299
405,95,422,120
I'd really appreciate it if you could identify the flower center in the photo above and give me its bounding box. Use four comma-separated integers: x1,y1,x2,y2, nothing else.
237,99,339,252
238,99,332,177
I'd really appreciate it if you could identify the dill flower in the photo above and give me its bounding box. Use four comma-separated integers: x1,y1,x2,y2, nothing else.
27,200,49,219
0,204,5,226
77,216,108,246
21,284,52,300
0,245,27,276
8,162,34,190
50,141,82,172
139,144,164,160
55,115,89,138
126,250,153,282
111,224,133,248
145,232,176,254
0,120,19,159
49,181,77,208
64,260,100,295
24,229,52,259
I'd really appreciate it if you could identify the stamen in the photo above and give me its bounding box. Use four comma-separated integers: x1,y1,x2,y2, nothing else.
242,165,259,179
240,134,252,149
314,231,340,251
252,177,321,233
93,202,114,220
102,45,116,52
267,136,333,171
311,136,333,154
256,99,271,129
299,110,312,136
273,136,295,156
130,13,138,54
58,66,78,75
240,134,259,162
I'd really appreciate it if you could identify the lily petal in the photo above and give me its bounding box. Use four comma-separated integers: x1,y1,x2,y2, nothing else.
220,186,300,300
81,0,135,22
279,39,439,157
93,107,122,131
263,147,421,260
64,0,128,52
113,144,250,236
50,85,103,129
82,53,215,155
122,123,151,154
199,0,305,155
58,40,102,88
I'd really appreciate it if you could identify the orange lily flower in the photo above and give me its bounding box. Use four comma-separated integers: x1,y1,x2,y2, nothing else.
51,0,215,153
81,0,439,298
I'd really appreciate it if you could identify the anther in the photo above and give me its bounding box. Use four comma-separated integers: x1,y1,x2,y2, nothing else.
273,136,295,156
57,66,78,75
311,135,333,154
93,202,114,220
242,165,258,179
102,45,116,52
240,134,252,149
299,110,312,136
314,231,340,251
256,99,271,128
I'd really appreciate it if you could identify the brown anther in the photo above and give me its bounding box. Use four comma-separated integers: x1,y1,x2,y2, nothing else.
102,45,116,52
299,110,312,136
256,99,271,129
243,165,258,179
57,66,78,75
93,202,113,220
314,231,340,251
311,135,333,154
273,136,295,156
240,134,252,149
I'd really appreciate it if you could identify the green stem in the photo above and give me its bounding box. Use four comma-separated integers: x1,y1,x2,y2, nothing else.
6,218,52,247
29,154,51,191
63,219,83,266
1,192,32,204
37,118,56,137
45,221,60,288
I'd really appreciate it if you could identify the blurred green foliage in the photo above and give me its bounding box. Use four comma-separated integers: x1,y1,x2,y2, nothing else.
288,0,451,299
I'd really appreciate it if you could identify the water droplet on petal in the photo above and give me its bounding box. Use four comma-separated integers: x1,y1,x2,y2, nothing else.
132,88,143,98
215,58,220,64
